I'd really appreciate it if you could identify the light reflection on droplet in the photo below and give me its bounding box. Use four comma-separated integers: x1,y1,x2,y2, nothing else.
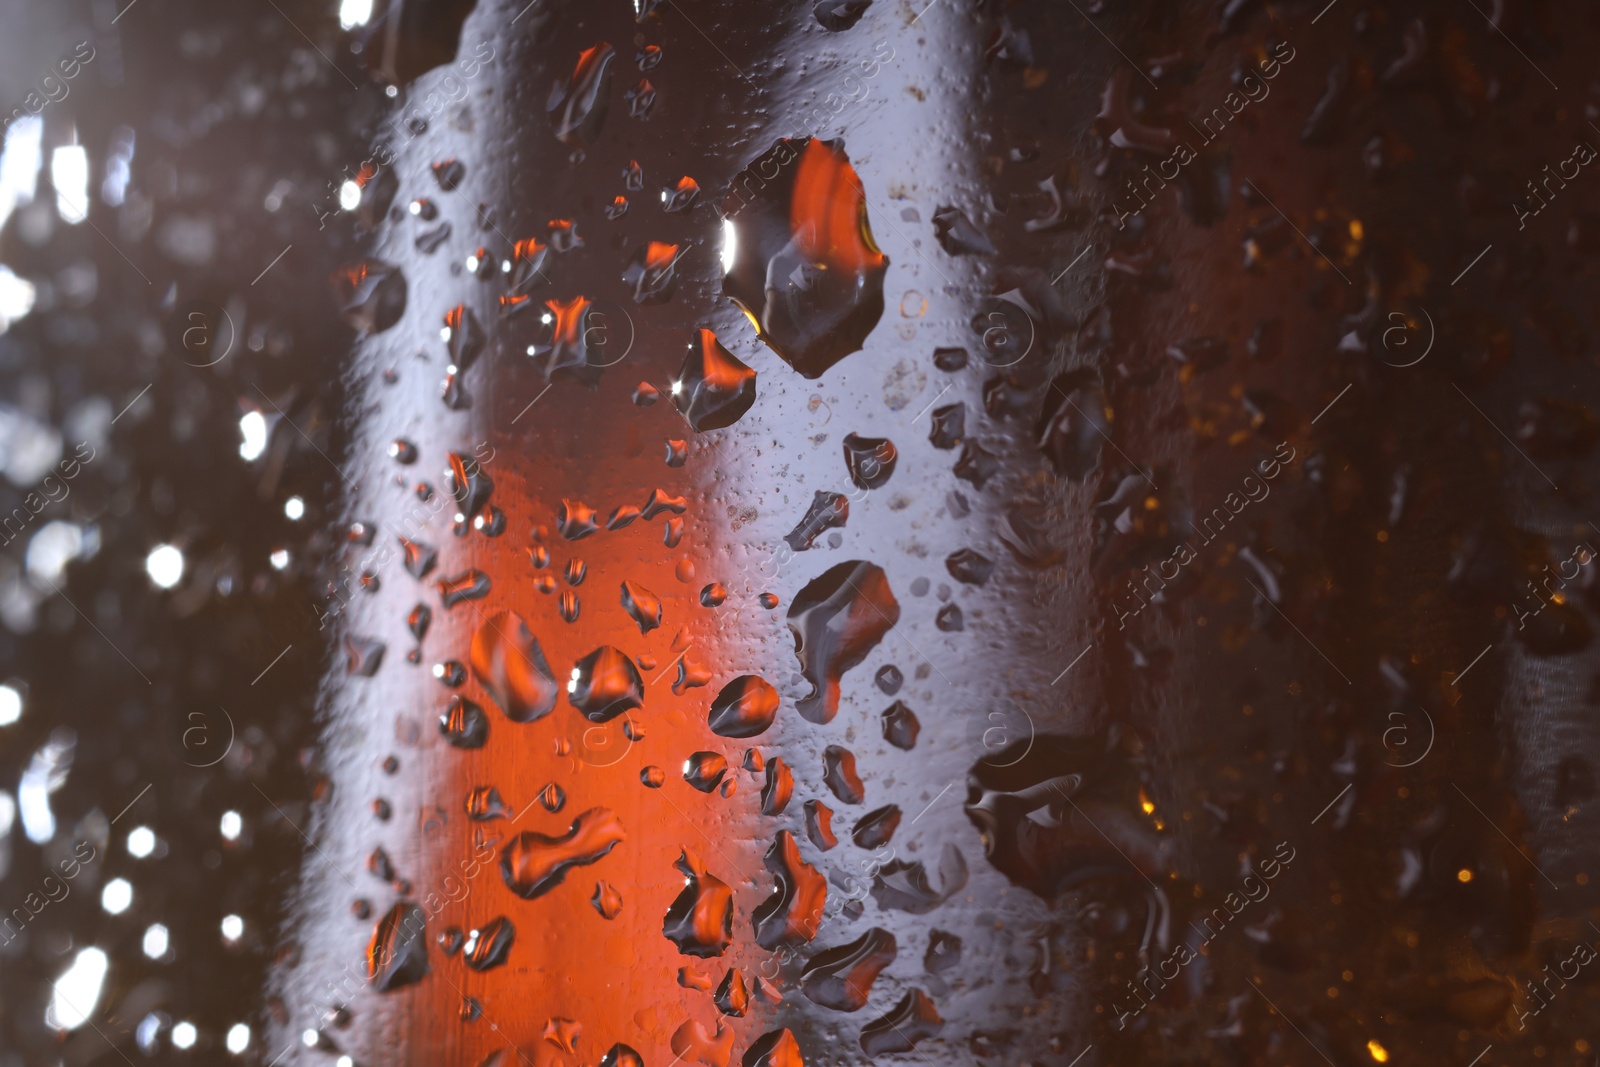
338,180,361,212
284,496,305,520
143,923,169,958
227,1023,250,1054
172,1022,197,1049
220,810,241,840
269,548,290,570
221,914,244,942
720,218,737,274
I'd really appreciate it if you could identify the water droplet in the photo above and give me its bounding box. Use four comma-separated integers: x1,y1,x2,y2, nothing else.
549,43,615,146
674,328,757,432
431,159,465,190
558,499,600,540
720,138,889,378
432,660,467,687
407,603,432,642
752,831,827,949
538,782,566,812
852,805,901,848
784,491,849,551
500,807,626,899
569,646,646,722
875,664,903,695
528,295,609,384
761,758,794,816
344,636,385,676
946,548,994,585
662,176,700,212
925,930,962,973
744,1029,805,1067
623,241,683,303
929,403,965,449
684,751,729,792
470,612,559,722
663,848,734,957
634,381,661,406
400,537,437,578
601,1044,644,1067
801,927,896,1011
416,222,451,253
870,844,968,913
861,989,943,1054
440,696,489,749
542,1018,583,1054
467,786,512,821
814,0,872,31
366,903,429,991
804,799,838,851
788,561,899,723
332,260,407,335
666,439,688,466
881,701,920,749
714,968,748,1017
707,675,779,738
444,302,486,369
463,916,515,971
640,765,665,788
842,433,898,489
936,602,964,631
621,580,664,633
823,745,866,804
559,591,580,622
591,881,624,919
447,450,494,519
642,487,688,519
700,583,727,607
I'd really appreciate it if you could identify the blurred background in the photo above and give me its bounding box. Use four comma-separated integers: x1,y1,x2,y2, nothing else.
0,0,373,1060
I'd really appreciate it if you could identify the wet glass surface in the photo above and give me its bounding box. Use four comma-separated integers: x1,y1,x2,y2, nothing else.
0,1,1598,1066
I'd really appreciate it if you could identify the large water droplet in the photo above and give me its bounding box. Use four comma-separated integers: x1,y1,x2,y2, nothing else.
331,260,406,334
707,675,779,738
784,491,849,551
366,902,429,991
674,328,757,432
549,43,615,146
787,561,899,724
801,927,896,1011
463,916,515,971
720,138,889,378
663,848,734,957
861,989,943,1054
569,646,646,722
500,807,627,899
752,830,827,949
842,433,897,489
470,612,559,722
620,580,663,634
440,696,489,748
